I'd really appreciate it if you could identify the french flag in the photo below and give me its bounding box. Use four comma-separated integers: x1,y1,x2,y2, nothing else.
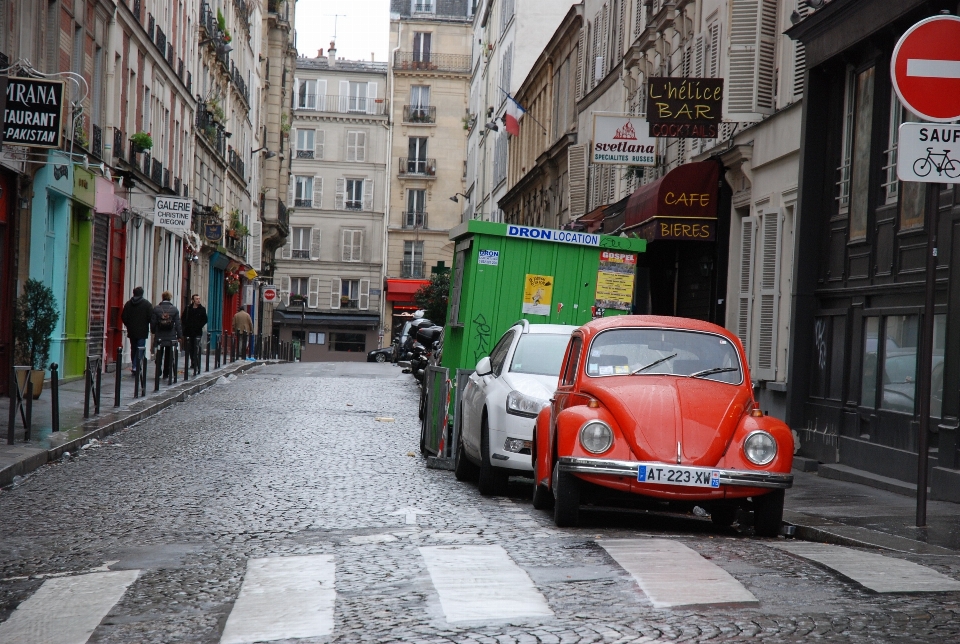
504,95,525,137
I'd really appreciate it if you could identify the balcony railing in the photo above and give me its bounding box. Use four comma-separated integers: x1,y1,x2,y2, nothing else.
398,157,437,178
231,63,250,105
228,148,245,179
295,94,389,115
162,168,170,189
155,26,166,56
393,51,471,74
147,13,155,40
295,149,314,159
199,1,231,68
225,233,247,258
292,249,309,259
167,43,175,68
278,199,289,228
403,105,436,124
114,128,124,159
132,0,142,22
174,176,181,195
294,198,312,208
142,152,151,176
151,158,163,185
402,211,427,228
196,101,226,158
400,260,426,278
92,124,103,159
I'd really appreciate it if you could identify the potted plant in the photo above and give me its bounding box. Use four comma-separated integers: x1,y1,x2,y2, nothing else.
290,294,307,306
130,131,153,153
12,279,60,399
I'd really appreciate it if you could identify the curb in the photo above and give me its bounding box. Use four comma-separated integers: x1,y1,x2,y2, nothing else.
1,361,265,487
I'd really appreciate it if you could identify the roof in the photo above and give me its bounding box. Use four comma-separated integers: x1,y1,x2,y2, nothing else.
295,57,388,74
579,315,736,341
521,323,579,335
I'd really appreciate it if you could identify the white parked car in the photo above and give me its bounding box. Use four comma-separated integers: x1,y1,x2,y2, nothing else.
455,321,578,495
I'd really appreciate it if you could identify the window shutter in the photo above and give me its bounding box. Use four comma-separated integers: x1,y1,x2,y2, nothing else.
727,0,778,120
316,79,327,110
366,82,377,114
356,132,366,162
792,2,808,101
737,216,757,354
352,230,362,261
281,237,292,259
339,80,349,112
310,227,321,260
336,178,345,210
308,276,320,309
359,279,370,310
709,22,721,79
249,220,262,270
347,132,357,162
693,35,704,78
363,179,373,211
576,25,585,100
291,128,298,151
293,78,300,107
312,176,323,209
568,144,587,217
315,130,325,159
756,210,782,380
288,178,295,205
280,275,291,306
330,277,341,309
616,0,624,62
600,4,609,78
341,229,350,262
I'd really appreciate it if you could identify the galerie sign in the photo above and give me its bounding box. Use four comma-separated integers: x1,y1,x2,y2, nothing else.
155,197,193,232
647,77,723,138
591,115,656,165
3,77,65,148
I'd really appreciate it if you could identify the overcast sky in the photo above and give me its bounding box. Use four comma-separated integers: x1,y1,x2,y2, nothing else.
295,0,391,63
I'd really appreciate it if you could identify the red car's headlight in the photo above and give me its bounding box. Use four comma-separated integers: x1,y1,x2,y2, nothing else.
579,420,613,454
743,430,777,465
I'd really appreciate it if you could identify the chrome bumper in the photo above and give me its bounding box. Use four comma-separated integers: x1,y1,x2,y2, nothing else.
558,456,793,489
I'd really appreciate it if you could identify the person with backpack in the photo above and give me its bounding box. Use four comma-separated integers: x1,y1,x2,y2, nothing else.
182,293,208,375
121,286,153,377
151,291,183,379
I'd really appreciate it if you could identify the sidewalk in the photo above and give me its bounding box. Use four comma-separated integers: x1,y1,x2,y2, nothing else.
0,357,266,487
784,468,960,554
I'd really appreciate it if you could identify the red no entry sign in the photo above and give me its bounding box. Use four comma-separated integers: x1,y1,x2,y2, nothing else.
262,287,278,302
891,14,960,122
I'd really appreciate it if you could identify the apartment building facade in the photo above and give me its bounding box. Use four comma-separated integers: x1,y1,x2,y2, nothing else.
383,0,473,341
271,51,388,361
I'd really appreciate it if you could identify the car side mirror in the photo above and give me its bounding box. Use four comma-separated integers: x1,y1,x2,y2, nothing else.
475,356,492,376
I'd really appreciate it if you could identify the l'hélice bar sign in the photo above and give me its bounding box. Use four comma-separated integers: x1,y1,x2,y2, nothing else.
647,77,723,138
3,77,65,149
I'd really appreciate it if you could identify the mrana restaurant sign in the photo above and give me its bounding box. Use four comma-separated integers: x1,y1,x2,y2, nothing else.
3,77,65,148
591,115,656,166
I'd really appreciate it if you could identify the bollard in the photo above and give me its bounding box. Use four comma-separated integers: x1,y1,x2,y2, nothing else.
25,379,32,441
94,360,102,415
7,367,15,445
206,335,211,373
51,364,60,432
114,346,122,407
154,347,162,392
215,335,221,369
183,341,189,382
172,347,179,384
83,361,92,419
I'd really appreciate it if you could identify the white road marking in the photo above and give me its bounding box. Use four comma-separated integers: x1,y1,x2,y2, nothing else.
0,570,139,644
907,59,960,79
599,539,758,608
390,507,430,525
219,555,335,644
419,545,553,623
772,542,960,593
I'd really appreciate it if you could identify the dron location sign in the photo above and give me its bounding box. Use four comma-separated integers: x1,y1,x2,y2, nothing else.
891,15,960,122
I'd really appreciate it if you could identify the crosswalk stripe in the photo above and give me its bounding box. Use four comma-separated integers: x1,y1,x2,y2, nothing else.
219,555,335,644
772,542,960,593
0,570,139,644
419,545,553,623
599,539,758,608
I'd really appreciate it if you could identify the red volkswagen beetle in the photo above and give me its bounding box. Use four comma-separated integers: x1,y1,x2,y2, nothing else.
531,316,793,535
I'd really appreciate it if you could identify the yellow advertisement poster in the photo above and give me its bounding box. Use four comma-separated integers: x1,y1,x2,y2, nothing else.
522,274,553,315
595,251,636,311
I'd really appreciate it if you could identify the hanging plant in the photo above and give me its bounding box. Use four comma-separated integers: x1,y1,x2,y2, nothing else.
280,112,291,134
207,96,226,123
223,28,232,43
217,8,227,32
130,131,153,152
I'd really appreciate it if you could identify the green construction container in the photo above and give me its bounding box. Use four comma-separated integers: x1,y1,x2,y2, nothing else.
441,220,646,375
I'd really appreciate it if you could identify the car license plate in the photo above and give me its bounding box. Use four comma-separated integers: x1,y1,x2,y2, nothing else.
637,464,721,488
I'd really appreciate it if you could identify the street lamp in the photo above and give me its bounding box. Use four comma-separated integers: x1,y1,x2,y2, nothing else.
449,193,468,203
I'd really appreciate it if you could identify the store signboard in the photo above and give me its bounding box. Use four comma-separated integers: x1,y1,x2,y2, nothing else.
647,77,723,138
591,115,656,165
155,196,193,232
2,77,65,148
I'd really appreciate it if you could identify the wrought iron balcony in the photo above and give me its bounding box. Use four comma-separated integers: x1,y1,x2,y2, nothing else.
398,157,437,178
92,124,103,159
228,148,245,179
167,43,175,67
292,249,310,259
114,128,124,159
400,260,426,278
402,211,427,228
155,26,166,56
393,51,471,74
295,149,314,159
231,62,250,105
295,94,389,115
403,105,436,124
151,158,163,185
225,233,247,258
162,168,170,189
174,176,181,195
142,152,151,176
196,101,226,159
147,13,155,40
294,198,312,208
133,0,142,22
278,200,289,228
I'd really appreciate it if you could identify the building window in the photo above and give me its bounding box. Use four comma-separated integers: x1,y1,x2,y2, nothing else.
329,332,366,352
298,79,317,109
410,85,430,108
407,137,428,174
296,129,315,159
345,179,363,210
810,315,846,401
405,189,426,227
413,32,431,62
348,82,368,112
341,229,363,262
413,0,435,14
290,276,309,297
403,240,424,277
291,227,311,259
294,176,314,208
848,66,875,240
340,279,361,309
346,131,366,162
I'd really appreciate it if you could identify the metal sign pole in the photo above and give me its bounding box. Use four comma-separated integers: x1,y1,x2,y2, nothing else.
916,183,940,527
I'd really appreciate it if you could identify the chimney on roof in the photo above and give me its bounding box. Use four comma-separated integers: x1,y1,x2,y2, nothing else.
318,48,324,57
371,52,375,61
327,41,337,67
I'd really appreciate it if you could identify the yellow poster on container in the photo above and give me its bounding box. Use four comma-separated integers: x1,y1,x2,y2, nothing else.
522,274,553,315
595,251,636,311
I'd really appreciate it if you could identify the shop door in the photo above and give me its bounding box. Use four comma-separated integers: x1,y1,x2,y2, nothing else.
64,207,92,377
208,266,224,344
88,214,109,361
107,216,127,355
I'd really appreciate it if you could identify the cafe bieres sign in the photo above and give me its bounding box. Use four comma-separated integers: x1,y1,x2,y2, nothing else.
3,77,65,149
646,77,723,138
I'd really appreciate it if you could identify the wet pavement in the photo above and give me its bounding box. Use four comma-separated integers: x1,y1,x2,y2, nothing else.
1,362,960,643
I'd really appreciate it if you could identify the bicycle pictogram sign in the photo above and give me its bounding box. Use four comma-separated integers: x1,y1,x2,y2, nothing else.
913,147,960,179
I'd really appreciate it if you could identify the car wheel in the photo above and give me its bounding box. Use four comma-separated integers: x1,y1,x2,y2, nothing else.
477,416,508,496
552,463,580,527
454,417,478,482
375,353,386,363
753,490,785,537
531,435,553,510
709,503,738,528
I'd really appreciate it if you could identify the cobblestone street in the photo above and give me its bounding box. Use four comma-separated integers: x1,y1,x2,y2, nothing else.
2,362,960,643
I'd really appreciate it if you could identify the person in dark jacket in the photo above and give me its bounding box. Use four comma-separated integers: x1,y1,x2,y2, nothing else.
151,291,183,378
182,293,208,375
121,286,153,376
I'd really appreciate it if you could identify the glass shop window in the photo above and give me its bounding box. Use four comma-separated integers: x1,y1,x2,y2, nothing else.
810,315,846,401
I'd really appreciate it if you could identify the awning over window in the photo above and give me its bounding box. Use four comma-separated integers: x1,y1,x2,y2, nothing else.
385,278,430,302
624,161,720,242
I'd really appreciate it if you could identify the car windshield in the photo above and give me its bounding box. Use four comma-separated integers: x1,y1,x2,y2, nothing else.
510,333,573,376
586,328,742,384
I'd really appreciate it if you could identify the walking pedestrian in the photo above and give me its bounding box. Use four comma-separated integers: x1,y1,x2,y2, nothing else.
182,293,208,375
121,287,153,377
233,305,254,356
151,291,183,378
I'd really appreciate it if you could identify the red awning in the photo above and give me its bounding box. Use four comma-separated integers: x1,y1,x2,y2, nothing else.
624,161,720,231
386,278,431,302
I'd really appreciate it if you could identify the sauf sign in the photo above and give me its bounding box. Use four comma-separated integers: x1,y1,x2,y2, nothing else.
2,77,65,148
155,197,193,232
591,115,656,166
